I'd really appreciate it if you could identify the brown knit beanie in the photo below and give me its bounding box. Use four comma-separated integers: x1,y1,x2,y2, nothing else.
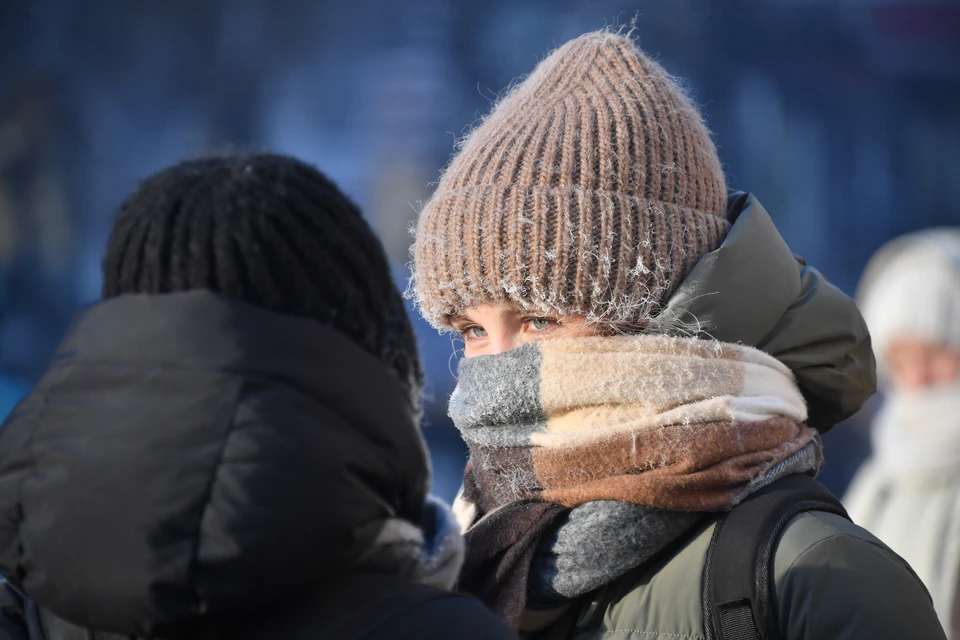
411,31,730,329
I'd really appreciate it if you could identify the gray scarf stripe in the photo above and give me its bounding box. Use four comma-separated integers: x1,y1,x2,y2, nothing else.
529,502,703,605
449,343,547,448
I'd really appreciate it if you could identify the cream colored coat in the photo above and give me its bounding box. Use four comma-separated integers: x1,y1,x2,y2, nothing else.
846,463,960,638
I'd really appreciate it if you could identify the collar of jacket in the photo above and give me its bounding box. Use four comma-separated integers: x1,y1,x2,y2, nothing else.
659,191,876,431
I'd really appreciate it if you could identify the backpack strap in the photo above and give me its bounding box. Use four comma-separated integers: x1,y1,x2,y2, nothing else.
702,474,849,640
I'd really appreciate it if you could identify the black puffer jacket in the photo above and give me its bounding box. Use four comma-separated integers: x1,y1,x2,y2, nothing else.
0,292,512,639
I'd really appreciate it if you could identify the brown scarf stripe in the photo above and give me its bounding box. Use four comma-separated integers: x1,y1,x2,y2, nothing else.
532,417,813,508
459,418,815,512
540,421,816,510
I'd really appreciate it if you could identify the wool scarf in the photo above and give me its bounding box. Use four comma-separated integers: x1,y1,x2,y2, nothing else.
449,334,821,629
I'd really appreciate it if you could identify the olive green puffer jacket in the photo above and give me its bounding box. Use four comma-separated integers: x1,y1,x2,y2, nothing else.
559,510,944,639
660,191,876,433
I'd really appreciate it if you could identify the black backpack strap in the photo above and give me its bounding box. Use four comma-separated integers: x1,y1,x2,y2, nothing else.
702,475,849,640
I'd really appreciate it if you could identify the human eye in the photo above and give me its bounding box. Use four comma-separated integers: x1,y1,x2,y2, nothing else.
527,317,557,331
460,325,488,340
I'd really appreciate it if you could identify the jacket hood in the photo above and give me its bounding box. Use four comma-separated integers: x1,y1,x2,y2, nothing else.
660,192,877,431
0,291,430,636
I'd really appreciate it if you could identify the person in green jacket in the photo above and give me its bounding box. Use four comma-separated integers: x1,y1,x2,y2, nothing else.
408,30,945,639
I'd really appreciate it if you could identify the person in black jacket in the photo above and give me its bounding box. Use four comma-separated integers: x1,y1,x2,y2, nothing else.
0,153,514,640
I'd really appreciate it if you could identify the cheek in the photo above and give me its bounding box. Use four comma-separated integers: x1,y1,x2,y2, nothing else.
889,360,930,389
462,343,485,358
468,328,523,356
931,354,960,384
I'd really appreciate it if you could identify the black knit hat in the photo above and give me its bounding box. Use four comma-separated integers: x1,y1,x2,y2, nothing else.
102,152,423,411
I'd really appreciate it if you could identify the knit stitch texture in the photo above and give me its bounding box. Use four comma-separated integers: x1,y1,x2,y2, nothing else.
412,31,729,329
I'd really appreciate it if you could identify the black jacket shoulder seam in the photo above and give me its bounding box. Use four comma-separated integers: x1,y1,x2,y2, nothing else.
185,377,247,604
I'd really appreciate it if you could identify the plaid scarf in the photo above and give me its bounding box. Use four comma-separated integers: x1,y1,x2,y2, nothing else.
450,335,821,629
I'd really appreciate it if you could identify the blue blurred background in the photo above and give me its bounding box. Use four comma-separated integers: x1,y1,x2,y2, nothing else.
1,0,958,500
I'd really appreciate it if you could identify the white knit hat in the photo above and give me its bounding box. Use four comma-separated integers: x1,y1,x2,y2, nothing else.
856,228,960,372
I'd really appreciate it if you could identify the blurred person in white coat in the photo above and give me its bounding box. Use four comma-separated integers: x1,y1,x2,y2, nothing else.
846,228,960,638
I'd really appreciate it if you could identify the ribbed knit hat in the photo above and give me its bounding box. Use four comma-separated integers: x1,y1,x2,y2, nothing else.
102,152,424,412
411,31,730,329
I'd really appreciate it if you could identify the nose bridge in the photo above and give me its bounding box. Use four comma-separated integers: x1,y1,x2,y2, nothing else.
460,304,526,357
485,319,525,355
488,331,520,356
